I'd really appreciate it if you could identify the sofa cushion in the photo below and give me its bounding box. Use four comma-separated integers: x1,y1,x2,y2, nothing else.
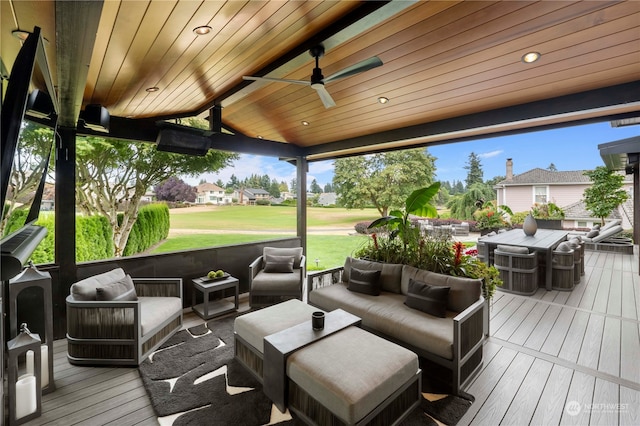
263,254,295,273
496,245,529,254
342,257,403,294
96,275,138,301
401,265,481,312
139,297,182,337
71,268,127,301
348,268,382,296
251,271,301,295
404,278,449,318
263,247,303,268
309,284,456,360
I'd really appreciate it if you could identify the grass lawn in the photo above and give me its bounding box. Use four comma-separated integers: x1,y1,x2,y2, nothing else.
168,205,379,231
152,233,369,270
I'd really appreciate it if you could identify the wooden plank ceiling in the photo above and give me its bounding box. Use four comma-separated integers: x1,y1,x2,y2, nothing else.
2,1,640,159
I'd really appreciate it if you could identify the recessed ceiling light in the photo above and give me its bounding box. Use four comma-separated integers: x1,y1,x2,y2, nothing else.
378,97,389,104
521,51,541,64
301,121,309,126
193,26,212,35
146,86,159,93
257,135,264,139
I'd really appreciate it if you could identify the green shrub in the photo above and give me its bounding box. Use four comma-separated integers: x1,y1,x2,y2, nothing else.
120,203,170,256
511,211,529,225
76,215,113,261
256,199,270,206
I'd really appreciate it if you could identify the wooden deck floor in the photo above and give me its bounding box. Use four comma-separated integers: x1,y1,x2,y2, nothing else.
23,248,639,426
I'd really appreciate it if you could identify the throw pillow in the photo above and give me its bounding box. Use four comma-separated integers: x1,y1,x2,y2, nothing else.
263,254,295,273
347,268,382,296
586,230,599,238
96,275,138,301
404,278,450,318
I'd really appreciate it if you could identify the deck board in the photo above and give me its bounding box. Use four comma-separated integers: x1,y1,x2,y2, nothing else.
500,357,553,425
529,364,574,425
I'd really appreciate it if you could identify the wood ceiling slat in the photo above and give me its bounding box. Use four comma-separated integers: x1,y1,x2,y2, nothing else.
91,1,152,103
132,1,251,116
226,0,636,144
104,0,180,108
159,1,307,115
168,1,358,117
84,0,120,102
117,0,228,116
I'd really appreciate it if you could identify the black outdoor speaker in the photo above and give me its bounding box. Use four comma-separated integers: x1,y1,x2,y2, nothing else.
156,128,210,156
25,89,54,119
81,104,110,132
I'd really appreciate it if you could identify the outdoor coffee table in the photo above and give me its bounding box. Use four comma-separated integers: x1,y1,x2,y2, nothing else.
263,309,361,412
191,275,239,320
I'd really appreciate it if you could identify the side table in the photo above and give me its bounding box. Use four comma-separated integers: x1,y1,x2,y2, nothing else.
192,276,239,320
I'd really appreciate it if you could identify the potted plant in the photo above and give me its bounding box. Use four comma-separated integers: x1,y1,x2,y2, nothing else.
473,202,513,235
531,202,565,229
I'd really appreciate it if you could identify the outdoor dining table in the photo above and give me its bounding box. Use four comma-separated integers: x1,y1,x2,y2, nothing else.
480,228,569,291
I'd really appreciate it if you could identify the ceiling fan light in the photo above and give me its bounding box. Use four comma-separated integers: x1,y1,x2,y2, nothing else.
193,26,212,35
378,96,389,104
521,51,541,63
301,121,309,126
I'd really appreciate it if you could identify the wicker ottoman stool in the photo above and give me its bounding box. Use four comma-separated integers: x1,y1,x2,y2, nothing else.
287,327,421,425
234,299,321,381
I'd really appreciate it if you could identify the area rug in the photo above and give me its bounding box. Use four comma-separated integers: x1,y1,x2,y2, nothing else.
139,315,473,426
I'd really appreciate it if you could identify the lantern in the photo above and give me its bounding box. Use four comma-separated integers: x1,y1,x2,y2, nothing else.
7,324,42,425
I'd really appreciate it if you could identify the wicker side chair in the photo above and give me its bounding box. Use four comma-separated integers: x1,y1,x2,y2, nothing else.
249,247,305,308
493,245,538,295
552,243,575,291
66,268,183,366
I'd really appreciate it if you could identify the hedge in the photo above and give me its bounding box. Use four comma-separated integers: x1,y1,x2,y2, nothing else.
120,203,170,256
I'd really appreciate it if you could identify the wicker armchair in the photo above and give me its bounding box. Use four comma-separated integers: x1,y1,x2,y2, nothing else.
249,247,305,308
66,268,183,366
494,245,538,295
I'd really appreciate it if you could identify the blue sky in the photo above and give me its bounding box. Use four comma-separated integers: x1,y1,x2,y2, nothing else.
191,121,638,190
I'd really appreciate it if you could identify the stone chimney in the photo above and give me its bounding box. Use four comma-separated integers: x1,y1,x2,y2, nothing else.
506,158,513,180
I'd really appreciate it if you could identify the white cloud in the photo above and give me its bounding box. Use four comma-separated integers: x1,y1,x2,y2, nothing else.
478,150,503,159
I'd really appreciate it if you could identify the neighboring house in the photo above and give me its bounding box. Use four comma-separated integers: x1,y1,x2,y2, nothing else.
495,158,633,228
233,188,271,205
140,188,156,203
317,192,337,206
196,183,231,205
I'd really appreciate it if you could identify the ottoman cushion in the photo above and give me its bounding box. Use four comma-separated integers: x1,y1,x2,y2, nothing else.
287,327,419,424
234,299,320,353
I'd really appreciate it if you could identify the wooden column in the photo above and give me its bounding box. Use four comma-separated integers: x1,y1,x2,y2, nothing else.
296,156,308,256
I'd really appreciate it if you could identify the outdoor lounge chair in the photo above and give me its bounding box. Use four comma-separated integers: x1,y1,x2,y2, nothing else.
578,224,624,243
249,246,306,308
66,268,183,365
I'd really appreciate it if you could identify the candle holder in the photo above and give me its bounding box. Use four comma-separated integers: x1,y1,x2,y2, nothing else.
9,263,55,394
7,323,42,425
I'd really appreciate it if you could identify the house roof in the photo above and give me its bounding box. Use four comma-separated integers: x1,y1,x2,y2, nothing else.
245,188,270,196
497,168,592,185
562,200,621,221
3,1,639,161
196,183,224,193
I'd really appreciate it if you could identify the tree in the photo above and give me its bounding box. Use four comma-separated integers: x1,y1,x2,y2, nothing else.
1,122,54,235
215,179,224,188
310,179,322,194
548,163,558,172
76,137,237,256
155,177,196,202
290,178,297,192
268,179,281,198
448,182,496,220
323,182,333,193
226,174,239,189
333,148,436,217
279,181,289,193
464,152,483,188
583,167,629,225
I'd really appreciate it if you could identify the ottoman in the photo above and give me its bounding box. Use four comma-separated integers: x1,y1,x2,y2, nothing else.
287,327,421,425
234,299,321,381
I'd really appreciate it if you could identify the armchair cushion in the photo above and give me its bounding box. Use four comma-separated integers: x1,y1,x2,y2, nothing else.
263,254,295,273
496,245,529,254
263,247,303,268
71,268,127,301
348,268,382,296
139,297,183,337
404,278,450,318
96,275,137,301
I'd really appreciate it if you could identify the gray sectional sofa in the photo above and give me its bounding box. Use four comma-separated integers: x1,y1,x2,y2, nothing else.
307,257,486,395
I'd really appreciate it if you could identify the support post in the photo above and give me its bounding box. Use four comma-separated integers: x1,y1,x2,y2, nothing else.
296,156,308,256
54,127,77,338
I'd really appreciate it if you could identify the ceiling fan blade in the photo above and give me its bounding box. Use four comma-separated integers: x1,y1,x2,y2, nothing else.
312,84,336,108
324,56,383,83
242,76,309,86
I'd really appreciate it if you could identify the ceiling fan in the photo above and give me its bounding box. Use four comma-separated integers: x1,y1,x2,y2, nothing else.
242,45,383,108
